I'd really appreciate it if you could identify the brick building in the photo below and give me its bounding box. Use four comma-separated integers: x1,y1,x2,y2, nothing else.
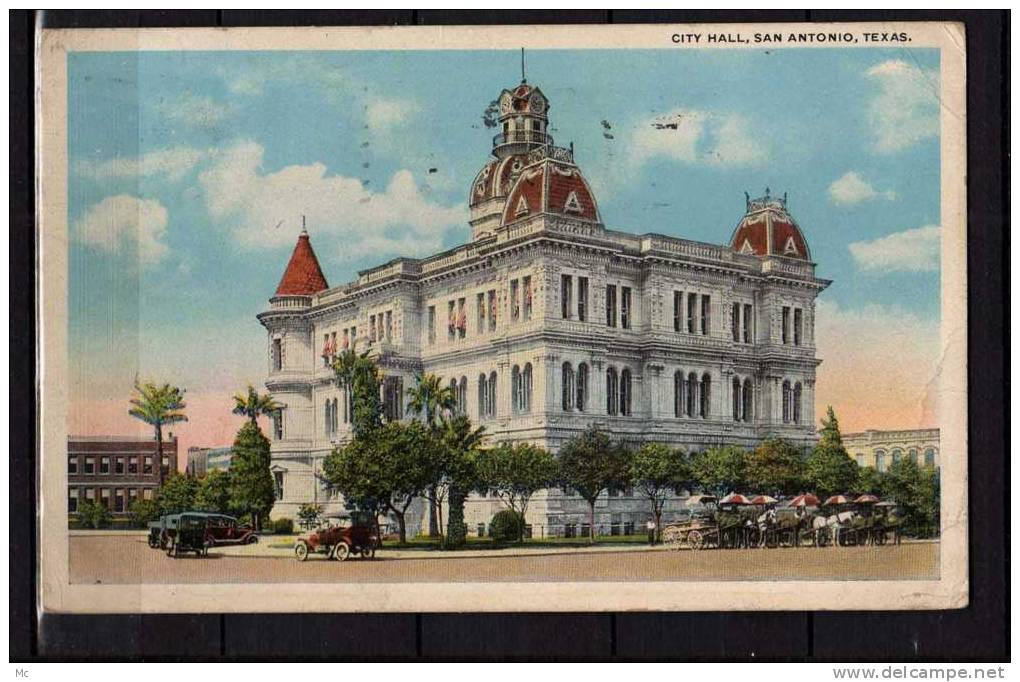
67,435,178,516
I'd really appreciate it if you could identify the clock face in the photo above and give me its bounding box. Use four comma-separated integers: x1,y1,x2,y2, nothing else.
499,94,512,114
530,94,545,114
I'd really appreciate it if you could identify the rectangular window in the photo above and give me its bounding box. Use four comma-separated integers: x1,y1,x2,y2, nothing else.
101,488,111,509
743,304,753,344
100,457,110,474
273,410,284,440
427,305,436,345
447,301,456,339
457,298,466,338
621,286,632,329
677,292,686,333
350,326,356,348
129,489,138,508
161,456,170,473
68,456,78,474
561,274,572,319
143,488,153,501
273,471,284,500
476,293,486,333
128,458,138,475
68,489,78,513
143,456,153,475
522,276,533,320
385,311,392,341
700,294,710,335
510,279,520,321
85,488,95,502
687,293,697,333
271,338,282,371
606,284,617,327
369,314,377,342
782,306,790,344
112,457,121,475
114,489,125,513
731,302,740,341
487,290,497,331
84,457,95,475
578,277,588,322
794,308,803,346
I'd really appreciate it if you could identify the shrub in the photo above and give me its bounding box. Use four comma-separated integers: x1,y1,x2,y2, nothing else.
271,517,294,535
297,503,322,528
77,500,112,529
128,499,161,528
488,509,525,545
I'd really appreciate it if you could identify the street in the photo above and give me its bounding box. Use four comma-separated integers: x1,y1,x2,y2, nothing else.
70,534,939,584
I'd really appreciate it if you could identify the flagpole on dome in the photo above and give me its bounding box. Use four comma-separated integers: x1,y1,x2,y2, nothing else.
521,47,526,84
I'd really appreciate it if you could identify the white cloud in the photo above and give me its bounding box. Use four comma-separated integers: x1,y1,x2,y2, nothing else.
74,194,169,265
216,56,347,98
866,60,940,154
848,225,941,273
814,298,939,431
159,93,231,128
828,171,897,205
365,97,415,129
630,109,767,168
197,140,467,259
75,146,208,182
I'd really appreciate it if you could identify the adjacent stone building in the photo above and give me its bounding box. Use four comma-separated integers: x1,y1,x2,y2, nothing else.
185,446,233,478
258,76,831,534
843,428,941,472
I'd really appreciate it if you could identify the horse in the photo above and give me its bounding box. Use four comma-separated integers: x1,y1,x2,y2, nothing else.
756,509,777,548
811,510,856,547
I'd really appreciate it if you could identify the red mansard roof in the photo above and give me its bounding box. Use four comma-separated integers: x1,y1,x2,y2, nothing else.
275,232,329,296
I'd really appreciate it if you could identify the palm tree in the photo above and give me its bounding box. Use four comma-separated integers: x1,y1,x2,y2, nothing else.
406,372,457,535
438,414,486,543
128,379,188,486
232,384,283,426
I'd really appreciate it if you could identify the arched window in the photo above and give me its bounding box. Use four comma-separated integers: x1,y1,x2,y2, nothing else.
344,389,352,424
325,399,332,435
793,382,803,425
674,371,684,418
332,398,339,432
562,362,575,411
576,363,588,412
908,449,919,465
924,448,936,466
782,381,791,423
449,378,459,415
700,373,711,418
511,365,521,413
856,454,865,467
742,378,753,422
478,374,488,417
732,377,741,421
891,448,902,465
521,363,533,413
606,367,619,416
620,369,632,416
875,450,887,472
686,372,698,417
488,371,498,418
459,377,468,415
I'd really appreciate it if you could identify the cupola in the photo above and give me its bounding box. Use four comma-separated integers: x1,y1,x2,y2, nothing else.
729,189,811,261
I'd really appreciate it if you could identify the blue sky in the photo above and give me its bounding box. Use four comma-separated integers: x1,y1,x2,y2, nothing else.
67,47,943,438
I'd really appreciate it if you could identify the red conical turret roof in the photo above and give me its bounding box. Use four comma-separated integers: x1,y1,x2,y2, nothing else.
275,230,329,296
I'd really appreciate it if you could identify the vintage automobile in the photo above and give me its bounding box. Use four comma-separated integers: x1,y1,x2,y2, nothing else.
157,512,258,557
294,511,379,561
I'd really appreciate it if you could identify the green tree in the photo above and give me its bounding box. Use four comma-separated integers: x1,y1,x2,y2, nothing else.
690,445,747,497
322,421,440,544
856,465,886,495
332,350,383,437
298,503,323,529
406,372,457,536
128,379,188,486
77,500,112,529
128,498,161,528
232,384,283,426
630,443,690,542
438,414,486,548
744,438,806,496
156,471,198,515
880,459,940,537
476,442,557,527
194,469,232,514
556,426,632,542
805,407,859,497
228,421,276,530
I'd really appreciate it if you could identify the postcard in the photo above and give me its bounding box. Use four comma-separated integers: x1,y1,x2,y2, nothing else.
37,21,967,612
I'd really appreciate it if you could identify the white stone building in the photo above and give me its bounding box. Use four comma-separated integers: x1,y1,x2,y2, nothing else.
843,428,941,472
258,76,831,536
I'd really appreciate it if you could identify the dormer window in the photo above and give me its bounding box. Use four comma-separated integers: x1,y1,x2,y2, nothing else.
783,236,799,256
564,190,583,214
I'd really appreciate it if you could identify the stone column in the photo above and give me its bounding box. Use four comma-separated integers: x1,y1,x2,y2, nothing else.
592,357,607,416
496,359,512,419
540,353,559,415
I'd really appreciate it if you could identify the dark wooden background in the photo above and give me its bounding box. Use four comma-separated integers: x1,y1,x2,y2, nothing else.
9,9,1008,662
